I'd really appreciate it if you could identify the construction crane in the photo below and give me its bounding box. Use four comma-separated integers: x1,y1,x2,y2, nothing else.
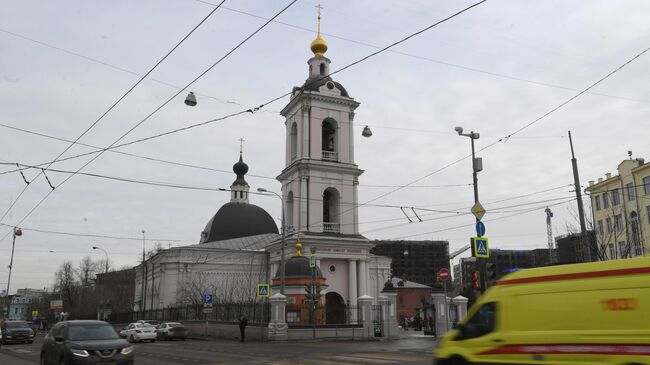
545,207,555,263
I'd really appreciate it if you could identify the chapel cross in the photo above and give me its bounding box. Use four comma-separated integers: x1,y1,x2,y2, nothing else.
238,138,245,155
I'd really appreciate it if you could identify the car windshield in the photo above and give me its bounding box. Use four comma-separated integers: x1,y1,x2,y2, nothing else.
68,325,119,341
6,322,29,329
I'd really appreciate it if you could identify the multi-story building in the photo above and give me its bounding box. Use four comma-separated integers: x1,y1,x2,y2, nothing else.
371,240,449,291
586,158,650,260
555,231,598,264
8,288,47,320
458,248,550,285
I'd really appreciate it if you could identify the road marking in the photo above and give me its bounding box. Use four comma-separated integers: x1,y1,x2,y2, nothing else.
9,349,34,354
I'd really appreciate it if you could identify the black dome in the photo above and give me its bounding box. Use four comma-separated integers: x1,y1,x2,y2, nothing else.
275,256,323,279
232,155,249,186
200,202,278,243
302,76,349,97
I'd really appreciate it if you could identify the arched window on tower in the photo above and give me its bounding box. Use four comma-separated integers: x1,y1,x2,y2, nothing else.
323,187,340,233
320,63,326,75
286,191,294,231
321,119,337,162
631,211,642,256
290,122,298,161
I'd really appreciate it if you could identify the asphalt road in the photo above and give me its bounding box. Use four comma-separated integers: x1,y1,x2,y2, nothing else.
1,333,435,365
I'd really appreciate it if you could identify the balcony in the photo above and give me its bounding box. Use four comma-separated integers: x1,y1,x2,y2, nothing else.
323,222,340,233
322,150,338,162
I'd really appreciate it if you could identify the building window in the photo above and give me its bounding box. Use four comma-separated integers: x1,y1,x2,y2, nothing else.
603,192,610,208
626,182,635,201
619,241,627,259
321,119,337,161
631,211,641,256
614,214,623,232
286,191,294,229
290,122,298,160
595,195,601,211
287,311,299,323
322,187,340,233
647,206,650,225
606,217,612,233
597,220,604,235
644,176,650,195
329,265,336,273
319,63,325,75
612,189,621,206
609,244,616,260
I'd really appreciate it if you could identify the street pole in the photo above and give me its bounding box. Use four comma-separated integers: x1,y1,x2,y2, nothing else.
141,229,146,319
6,227,21,296
92,246,109,273
568,131,590,261
456,127,485,292
257,188,286,295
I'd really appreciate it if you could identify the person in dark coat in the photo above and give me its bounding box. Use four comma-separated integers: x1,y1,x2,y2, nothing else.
238,313,248,342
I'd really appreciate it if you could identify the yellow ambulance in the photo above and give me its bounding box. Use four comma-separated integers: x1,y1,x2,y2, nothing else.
434,256,650,365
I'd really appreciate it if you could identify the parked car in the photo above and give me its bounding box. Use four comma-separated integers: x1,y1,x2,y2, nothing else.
155,322,188,341
1,320,35,344
119,322,157,343
40,320,133,365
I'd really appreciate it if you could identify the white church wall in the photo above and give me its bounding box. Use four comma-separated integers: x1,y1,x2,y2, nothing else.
319,258,349,302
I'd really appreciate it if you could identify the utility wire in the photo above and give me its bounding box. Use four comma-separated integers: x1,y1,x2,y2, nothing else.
0,222,181,242
0,1,226,223
0,0,299,242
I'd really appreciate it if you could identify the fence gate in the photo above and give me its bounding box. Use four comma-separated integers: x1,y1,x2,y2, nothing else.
371,304,383,337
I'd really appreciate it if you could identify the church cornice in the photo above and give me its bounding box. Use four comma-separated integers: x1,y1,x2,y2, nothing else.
276,159,364,181
280,90,359,116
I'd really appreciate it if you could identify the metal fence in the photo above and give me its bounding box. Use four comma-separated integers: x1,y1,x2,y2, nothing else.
285,303,360,326
91,302,270,325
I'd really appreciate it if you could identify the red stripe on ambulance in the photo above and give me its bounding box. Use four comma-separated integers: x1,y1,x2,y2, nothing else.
479,344,650,356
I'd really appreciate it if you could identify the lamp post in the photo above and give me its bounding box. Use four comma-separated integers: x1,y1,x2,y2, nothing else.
6,227,22,296
92,246,109,273
454,126,485,291
257,188,286,295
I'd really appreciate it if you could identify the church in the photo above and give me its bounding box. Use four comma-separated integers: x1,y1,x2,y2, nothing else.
133,16,393,325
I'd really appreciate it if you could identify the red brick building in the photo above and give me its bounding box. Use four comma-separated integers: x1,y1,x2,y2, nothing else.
391,278,432,319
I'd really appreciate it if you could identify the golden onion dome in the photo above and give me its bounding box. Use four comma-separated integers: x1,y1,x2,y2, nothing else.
310,35,328,57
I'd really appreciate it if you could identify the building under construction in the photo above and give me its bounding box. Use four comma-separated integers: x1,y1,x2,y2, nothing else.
371,240,450,292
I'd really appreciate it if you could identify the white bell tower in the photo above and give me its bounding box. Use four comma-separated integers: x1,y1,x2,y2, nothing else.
278,12,363,236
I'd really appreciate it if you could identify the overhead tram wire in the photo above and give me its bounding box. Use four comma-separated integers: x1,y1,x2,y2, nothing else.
309,44,650,231
199,1,650,106
0,1,300,244
3,0,489,177
0,2,226,224
0,222,181,243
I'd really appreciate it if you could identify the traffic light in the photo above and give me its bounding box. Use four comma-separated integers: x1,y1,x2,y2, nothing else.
471,271,480,289
486,262,497,281
304,284,313,301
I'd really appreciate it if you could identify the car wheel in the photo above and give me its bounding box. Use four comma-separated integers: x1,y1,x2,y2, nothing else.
128,335,134,343
449,356,469,365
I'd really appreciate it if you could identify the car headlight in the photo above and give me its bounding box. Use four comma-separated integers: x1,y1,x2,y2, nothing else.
120,346,134,355
71,349,90,357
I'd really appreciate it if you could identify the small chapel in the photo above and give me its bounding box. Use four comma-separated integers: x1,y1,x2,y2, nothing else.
133,13,393,326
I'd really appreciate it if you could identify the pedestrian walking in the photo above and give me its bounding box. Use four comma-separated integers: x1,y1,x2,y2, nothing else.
238,313,248,342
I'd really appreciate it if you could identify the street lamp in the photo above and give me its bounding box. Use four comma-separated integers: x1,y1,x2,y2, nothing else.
454,126,481,207
5,227,22,296
257,187,286,295
455,126,484,291
92,246,109,273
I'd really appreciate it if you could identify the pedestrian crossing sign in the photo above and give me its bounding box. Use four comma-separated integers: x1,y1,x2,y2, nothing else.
257,283,270,298
472,237,489,258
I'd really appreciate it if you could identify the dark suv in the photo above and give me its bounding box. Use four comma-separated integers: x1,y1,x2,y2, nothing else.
1,320,35,344
40,320,133,365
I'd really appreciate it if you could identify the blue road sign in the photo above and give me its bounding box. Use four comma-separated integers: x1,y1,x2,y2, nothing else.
472,237,489,258
203,293,214,305
257,284,270,298
476,221,486,237
309,254,316,268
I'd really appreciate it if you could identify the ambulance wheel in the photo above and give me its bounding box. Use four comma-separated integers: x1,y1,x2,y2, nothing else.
449,356,469,365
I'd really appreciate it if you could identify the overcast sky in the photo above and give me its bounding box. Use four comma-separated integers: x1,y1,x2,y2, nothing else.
1,0,649,292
